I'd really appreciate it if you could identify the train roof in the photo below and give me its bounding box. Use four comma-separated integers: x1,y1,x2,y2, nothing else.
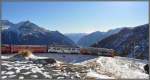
48,45,79,48
2,44,47,47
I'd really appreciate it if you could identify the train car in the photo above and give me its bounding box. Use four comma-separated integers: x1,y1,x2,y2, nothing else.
80,48,97,55
2,45,48,53
1,45,11,53
48,45,80,54
29,45,47,53
1,44,115,57
80,47,115,57
48,47,62,53
11,45,48,53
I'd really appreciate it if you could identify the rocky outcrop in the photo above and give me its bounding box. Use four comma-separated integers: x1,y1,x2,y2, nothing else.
144,64,149,74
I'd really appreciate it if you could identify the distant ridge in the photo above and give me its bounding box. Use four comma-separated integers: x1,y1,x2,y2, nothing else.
77,28,122,47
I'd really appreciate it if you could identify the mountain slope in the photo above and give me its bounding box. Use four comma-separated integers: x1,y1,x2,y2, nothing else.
77,28,122,47
92,24,149,60
64,33,87,43
77,31,105,47
1,20,76,46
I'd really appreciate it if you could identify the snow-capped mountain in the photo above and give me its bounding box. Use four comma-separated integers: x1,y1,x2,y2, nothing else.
92,24,149,60
1,20,15,30
77,28,122,47
1,20,76,46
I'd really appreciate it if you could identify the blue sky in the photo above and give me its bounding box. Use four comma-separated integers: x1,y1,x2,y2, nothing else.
2,1,148,33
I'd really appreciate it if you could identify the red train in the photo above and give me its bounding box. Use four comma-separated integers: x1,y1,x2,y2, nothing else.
1,44,48,53
1,44,115,57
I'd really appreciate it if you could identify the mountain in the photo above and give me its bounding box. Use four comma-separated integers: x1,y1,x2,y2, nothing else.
1,20,76,46
1,20,15,30
77,31,105,47
92,24,149,60
64,33,87,43
77,28,122,47
105,28,124,37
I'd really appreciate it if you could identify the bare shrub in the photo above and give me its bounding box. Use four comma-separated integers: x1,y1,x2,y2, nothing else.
18,49,33,57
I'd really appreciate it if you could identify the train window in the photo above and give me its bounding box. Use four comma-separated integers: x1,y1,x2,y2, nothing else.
56,48,60,50
53,48,56,49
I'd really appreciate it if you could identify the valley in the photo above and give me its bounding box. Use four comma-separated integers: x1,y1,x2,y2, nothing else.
1,1,149,80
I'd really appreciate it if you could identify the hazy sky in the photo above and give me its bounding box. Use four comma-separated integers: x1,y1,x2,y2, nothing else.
2,1,148,33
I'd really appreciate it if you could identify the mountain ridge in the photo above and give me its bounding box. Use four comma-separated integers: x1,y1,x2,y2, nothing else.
1,20,76,46
92,24,149,60
77,28,122,47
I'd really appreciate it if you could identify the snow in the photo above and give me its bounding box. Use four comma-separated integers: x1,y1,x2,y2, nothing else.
42,72,52,78
31,53,97,63
31,75,38,78
74,56,149,79
5,71,15,75
96,56,149,79
2,60,54,79
19,76,24,79
2,53,97,63
8,75,16,78
1,71,6,74
1,53,149,79
22,72,31,75
2,25,10,30
2,76,7,79
74,58,96,65
1,55,10,59
87,69,114,79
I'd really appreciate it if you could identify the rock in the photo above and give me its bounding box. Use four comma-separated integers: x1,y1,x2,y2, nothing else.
34,58,56,65
44,58,56,64
144,64,149,74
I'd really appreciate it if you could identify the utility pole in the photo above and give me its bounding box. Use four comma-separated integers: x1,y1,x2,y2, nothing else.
9,32,12,53
132,42,136,67
133,42,135,58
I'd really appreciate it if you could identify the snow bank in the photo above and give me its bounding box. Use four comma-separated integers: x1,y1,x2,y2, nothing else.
74,58,96,65
74,56,149,79
96,56,149,79
2,53,148,79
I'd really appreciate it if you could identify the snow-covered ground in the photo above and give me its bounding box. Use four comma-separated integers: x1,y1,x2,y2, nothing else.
75,56,149,79
86,69,115,79
1,53,97,79
2,53,97,63
1,53,149,79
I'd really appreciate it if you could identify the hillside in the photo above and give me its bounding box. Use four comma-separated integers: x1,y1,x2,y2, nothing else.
64,33,87,43
1,20,76,46
77,31,105,47
92,24,149,60
77,28,121,47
